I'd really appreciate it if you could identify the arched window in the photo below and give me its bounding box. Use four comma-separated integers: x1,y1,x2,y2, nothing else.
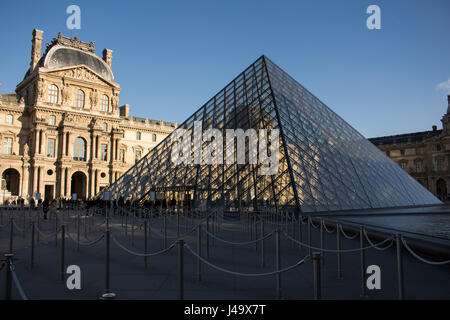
76,89,85,108
73,137,87,161
101,94,109,112
102,122,108,132
48,84,59,104
5,114,13,125
152,133,156,142
136,131,141,140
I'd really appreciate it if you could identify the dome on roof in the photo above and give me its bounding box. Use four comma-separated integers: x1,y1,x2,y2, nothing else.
43,45,114,81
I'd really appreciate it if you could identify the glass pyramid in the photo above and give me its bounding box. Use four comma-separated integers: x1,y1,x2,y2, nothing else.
102,56,441,213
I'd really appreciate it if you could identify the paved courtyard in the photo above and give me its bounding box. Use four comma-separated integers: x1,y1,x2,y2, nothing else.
0,207,449,300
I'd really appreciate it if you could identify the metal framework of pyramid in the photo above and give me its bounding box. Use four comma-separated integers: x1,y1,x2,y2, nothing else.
100,56,441,213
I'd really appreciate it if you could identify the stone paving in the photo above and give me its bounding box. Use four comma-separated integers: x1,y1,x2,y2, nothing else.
0,208,449,300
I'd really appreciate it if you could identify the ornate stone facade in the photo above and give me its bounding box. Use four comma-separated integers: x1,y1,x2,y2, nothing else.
0,30,176,202
370,95,450,201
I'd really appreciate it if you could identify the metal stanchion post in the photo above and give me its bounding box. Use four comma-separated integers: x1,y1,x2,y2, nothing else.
125,212,128,236
22,209,26,238
61,225,65,282
206,216,210,259
9,218,13,254
360,226,366,298
275,229,281,299
249,215,253,240
254,217,258,252
37,209,40,243
164,214,167,249
31,222,35,269
55,214,58,247
298,215,302,250
337,223,342,279
177,239,184,300
308,217,312,256
396,234,404,300
105,229,111,294
77,213,80,252
320,218,324,265
144,220,148,269
4,253,14,300
84,213,87,239
177,211,180,239
261,220,265,268
312,252,321,300
197,225,202,281
131,212,135,247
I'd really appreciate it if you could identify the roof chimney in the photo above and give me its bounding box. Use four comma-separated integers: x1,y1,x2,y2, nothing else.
447,95,450,114
119,104,130,117
432,125,437,131
103,49,113,67
30,29,44,71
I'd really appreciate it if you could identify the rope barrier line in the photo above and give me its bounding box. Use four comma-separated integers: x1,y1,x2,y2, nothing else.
185,243,310,277
282,231,394,253
0,220,11,229
401,237,450,265
339,224,359,240
35,225,55,239
203,228,275,245
10,262,28,300
12,220,25,233
66,232,105,246
322,220,336,234
111,234,175,257
310,220,321,229
363,229,395,251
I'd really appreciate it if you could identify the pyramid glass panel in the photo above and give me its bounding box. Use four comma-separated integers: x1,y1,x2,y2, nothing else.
101,56,441,213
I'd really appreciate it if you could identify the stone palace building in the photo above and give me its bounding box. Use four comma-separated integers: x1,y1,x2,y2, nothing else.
0,30,176,202
370,95,450,201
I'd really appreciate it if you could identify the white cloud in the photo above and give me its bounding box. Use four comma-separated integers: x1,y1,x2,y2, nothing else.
436,78,450,93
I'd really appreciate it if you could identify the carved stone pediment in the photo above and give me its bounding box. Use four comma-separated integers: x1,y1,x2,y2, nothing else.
47,66,112,86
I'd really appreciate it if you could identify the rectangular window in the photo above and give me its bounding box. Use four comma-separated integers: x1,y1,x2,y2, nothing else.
135,150,141,162
416,161,422,173
119,149,125,163
49,115,56,126
47,138,56,158
400,162,406,170
436,159,443,171
3,137,13,155
101,144,108,161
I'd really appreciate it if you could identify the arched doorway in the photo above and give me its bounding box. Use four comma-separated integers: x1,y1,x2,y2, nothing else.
2,168,20,196
436,178,447,200
71,171,87,200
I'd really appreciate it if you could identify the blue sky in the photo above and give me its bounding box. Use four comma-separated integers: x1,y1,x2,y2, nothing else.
0,0,449,138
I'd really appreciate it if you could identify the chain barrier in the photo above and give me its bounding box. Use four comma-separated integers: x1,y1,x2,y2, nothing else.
9,261,28,300
203,228,275,245
0,220,11,229
339,224,359,240
110,234,175,257
184,242,310,277
35,225,55,239
310,220,321,229
322,220,336,234
363,229,395,251
12,219,25,233
66,232,105,246
283,231,394,253
401,237,450,265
